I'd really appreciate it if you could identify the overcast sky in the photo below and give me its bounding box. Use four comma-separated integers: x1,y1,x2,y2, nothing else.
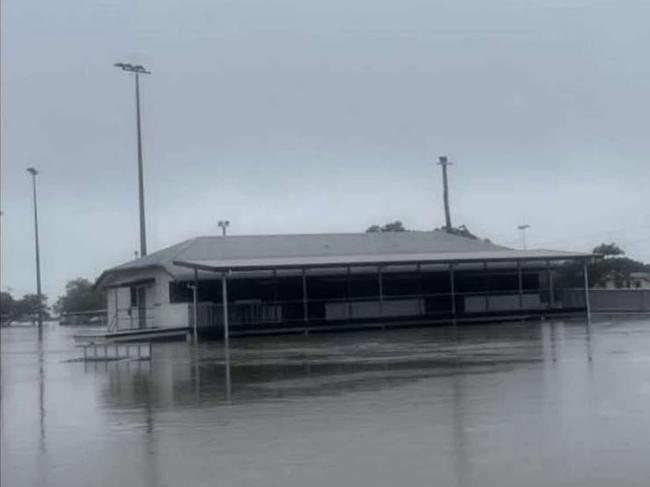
1,0,648,301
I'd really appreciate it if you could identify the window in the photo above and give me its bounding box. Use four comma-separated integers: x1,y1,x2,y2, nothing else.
169,281,192,303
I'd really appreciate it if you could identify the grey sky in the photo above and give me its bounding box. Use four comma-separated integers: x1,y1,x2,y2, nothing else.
1,0,648,301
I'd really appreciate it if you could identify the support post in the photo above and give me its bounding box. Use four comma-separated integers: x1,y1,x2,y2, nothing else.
517,261,524,310
192,268,199,345
378,266,384,317
583,260,591,322
346,266,352,320
417,264,425,315
302,268,309,322
222,272,230,345
483,262,490,312
449,264,456,315
547,260,555,309
113,289,119,332
272,269,279,322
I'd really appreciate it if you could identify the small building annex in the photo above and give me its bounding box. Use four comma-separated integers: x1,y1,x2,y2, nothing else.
95,230,591,338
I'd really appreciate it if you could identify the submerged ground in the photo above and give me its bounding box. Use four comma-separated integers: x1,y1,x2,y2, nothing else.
2,316,650,487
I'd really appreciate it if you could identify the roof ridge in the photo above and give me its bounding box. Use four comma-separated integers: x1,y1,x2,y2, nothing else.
190,230,443,239
164,237,202,265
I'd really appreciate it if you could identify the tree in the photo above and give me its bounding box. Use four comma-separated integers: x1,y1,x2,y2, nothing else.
16,294,50,322
366,221,407,233
556,243,648,288
0,291,49,325
1,291,17,326
55,278,105,314
592,242,625,258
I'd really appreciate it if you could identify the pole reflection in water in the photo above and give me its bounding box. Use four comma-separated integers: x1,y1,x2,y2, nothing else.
224,343,232,404
585,315,594,362
143,360,159,487
451,367,470,487
37,333,46,454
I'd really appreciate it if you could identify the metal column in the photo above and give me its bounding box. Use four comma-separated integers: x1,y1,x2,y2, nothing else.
272,269,279,322
378,266,384,317
417,264,425,315
222,272,230,345
483,262,490,312
547,260,555,309
517,261,524,309
346,266,352,319
192,268,199,344
449,264,456,316
583,260,591,322
302,268,309,322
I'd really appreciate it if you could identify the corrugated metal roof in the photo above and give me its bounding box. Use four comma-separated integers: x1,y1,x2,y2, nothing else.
97,231,589,285
174,249,590,273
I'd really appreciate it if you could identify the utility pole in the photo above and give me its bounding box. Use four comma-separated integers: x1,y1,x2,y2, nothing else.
27,168,43,331
437,156,452,231
114,62,151,257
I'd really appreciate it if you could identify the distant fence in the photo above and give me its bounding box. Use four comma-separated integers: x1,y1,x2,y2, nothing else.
561,289,650,313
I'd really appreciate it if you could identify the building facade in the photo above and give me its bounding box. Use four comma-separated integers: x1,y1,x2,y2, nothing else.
96,231,591,337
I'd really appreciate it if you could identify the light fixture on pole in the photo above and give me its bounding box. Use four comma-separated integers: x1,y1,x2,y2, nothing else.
218,220,230,236
517,224,531,250
114,62,151,257
27,167,43,331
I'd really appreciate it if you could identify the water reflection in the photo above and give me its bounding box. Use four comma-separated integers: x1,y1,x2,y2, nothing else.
4,318,650,487
102,325,551,410
38,336,46,454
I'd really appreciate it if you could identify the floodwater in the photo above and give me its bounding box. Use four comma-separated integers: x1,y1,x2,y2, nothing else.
2,317,650,487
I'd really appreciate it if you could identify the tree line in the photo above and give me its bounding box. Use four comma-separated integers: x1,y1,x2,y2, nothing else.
1,278,104,326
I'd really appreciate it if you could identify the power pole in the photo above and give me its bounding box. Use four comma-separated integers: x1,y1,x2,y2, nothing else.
437,156,452,231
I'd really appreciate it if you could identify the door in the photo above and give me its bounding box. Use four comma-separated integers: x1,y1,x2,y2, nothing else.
137,287,147,329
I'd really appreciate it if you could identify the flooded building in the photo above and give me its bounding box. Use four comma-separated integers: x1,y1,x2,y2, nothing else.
96,231,591,337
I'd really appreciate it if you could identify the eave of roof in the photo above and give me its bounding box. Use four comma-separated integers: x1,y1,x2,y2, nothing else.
173,249,591,273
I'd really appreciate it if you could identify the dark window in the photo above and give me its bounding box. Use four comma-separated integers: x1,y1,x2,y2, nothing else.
349,274,379,298
276,276,303,302
383,273,420,297
130,286,137,306
308,276,347,300
169,281,192,303
422,272,451,295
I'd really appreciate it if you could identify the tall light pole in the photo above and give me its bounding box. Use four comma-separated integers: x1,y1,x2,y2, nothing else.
114,62,151,257
437,156,453,231
517,224,531,250
218,220,230,236
27,167,43,330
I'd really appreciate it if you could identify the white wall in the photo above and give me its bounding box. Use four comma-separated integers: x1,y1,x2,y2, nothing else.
105,268,190,330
